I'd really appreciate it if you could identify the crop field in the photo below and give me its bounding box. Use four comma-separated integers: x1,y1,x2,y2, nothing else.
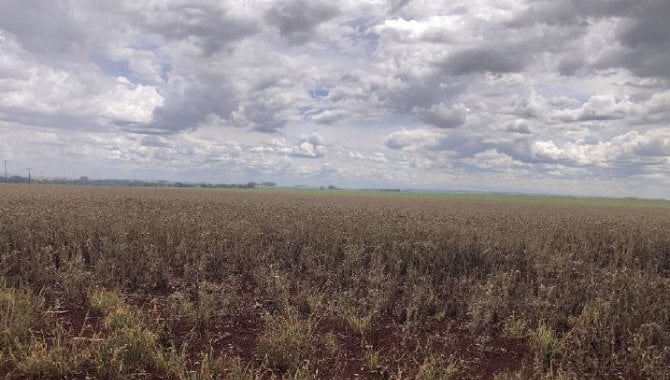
1,184,669,379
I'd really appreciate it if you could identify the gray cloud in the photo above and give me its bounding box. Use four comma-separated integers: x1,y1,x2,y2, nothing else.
1,0,669,197
505,120,532,134
512,1,632,26
141,1,259,55
597,1,670,78
557,55,584,76
512,0,670,78
441,46,531,75
0,0,94,57
264,0,339,45
388,0,412,14
418,103,467,128
231,77,304,132
147,73,238,133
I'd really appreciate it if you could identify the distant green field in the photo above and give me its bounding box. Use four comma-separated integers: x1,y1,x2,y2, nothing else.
253,186,670,208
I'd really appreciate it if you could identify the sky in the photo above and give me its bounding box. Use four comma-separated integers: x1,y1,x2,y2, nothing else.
0,0,669,198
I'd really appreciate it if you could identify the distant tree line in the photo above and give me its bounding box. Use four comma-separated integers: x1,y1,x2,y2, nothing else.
318,185,341,190
0,176,277,189
0,175,31,184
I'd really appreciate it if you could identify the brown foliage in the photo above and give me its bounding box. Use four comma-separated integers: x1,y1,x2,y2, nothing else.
0,184,669,378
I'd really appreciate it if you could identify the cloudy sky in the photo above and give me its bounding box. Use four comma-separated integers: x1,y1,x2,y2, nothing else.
1,0,669,198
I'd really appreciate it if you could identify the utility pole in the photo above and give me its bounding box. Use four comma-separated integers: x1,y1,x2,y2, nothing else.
26,168,31,184
3,160,8,182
